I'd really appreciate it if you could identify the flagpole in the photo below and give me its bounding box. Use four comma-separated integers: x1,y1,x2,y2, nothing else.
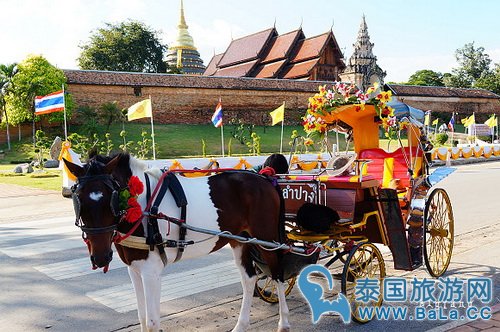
221,125,225,157
279,101,285,154
219,97,224,157
451,113,454,147
149,95,156,160
62,84,67,140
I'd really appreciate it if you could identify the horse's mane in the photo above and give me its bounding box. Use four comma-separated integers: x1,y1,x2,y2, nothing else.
86,151,162,183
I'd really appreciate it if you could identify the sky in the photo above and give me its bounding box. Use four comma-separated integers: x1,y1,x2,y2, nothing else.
1,0,499,82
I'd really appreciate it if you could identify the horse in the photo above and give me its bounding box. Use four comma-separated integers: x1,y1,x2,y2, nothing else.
63,152,292,332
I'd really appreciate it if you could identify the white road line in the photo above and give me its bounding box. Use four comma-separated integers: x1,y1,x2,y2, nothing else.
87,260,240,313
0,225,79,243
0,216,74,228
33,257,126,280
0,237,82,258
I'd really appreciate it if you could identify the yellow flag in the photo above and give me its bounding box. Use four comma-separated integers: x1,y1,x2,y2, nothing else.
463,113,475,127
127,99,152,121
432,118,439,125
484,114,497,128
424,113,430,126
270,103,285,126
461,115,469,125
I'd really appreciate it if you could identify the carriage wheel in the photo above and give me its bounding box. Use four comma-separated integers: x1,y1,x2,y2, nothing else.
424,188,454,277
254,265,296,304
341,242,385,323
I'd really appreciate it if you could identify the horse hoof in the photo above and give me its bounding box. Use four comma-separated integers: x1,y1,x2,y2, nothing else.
277,326,291,332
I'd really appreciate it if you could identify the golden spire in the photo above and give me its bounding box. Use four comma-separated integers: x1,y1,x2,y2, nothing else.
178,0,187,29
171,0,196,50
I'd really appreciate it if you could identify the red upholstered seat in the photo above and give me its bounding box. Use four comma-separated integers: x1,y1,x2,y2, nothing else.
358,147,423,188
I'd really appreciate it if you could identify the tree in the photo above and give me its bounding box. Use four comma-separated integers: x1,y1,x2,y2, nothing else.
78,20,167,73
0,63,17,150
475,63,500,94
406,70,444,86
444,42,492,88
98,101,124,131
6,55,71,128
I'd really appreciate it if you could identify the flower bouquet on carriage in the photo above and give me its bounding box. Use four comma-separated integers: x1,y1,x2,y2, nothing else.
301,82,406,148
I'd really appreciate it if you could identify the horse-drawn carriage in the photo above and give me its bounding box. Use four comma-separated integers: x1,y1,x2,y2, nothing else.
254,101,455,322
63,84,455,330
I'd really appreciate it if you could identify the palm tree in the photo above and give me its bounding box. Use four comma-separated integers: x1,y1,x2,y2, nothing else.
0,63,18,150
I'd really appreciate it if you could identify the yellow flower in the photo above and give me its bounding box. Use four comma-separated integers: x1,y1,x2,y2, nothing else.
318,85,327,96
376,91,392,103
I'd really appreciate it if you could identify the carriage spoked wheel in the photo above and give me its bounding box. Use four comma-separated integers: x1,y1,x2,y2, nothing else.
341,242,386,323
424,188,454,277
254,265,296,304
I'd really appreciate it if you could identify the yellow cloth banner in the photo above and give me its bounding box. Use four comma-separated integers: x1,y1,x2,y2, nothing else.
484,114,497,128
424,114,430,126
432,118,438,125
463,113,475,127
58,141,77,181
270,103,285,126
127,99,152,121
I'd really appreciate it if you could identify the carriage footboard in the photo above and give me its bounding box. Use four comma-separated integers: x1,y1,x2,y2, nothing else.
379,189,413,270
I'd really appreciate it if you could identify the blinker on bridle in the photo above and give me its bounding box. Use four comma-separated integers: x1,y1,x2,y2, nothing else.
72,174,122,236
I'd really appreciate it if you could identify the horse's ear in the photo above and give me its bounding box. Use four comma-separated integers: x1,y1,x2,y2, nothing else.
63,158,84,178
104,154,122,174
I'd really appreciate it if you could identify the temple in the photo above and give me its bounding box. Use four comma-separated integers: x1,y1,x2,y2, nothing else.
165,0,205,75
204,27,346,81
340,15,386,91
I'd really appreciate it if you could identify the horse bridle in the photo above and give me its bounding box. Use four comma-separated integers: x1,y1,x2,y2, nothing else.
71,174,122,237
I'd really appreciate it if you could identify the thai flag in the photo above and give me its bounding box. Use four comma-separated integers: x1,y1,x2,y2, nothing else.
35,90,65,115
448,114,455,132
211,101,223,128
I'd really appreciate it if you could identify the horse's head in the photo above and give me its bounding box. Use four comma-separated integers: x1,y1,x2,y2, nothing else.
63,154,128,272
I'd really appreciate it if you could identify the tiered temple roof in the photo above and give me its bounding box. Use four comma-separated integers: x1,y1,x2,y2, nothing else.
204,27,345,81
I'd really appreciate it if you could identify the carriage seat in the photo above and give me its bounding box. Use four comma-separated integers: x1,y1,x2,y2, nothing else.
358,147,423,189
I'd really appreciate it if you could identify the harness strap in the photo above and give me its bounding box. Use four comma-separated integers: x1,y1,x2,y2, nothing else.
146,172,168,266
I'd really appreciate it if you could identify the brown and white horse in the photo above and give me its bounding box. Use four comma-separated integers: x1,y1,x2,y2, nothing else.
63,152,291,332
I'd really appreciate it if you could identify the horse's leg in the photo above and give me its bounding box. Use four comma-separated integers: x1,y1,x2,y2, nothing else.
275,280,291,332
140,254,164,332
231,244,257,332
128,266,147,332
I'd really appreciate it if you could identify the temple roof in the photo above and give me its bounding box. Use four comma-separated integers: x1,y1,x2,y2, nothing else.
204,53,224,76
213,60,260,77
217,28,277,68
386,84,500,99
254,59,288,78
261,29,305,64
204,26,345,81
282,58,321,79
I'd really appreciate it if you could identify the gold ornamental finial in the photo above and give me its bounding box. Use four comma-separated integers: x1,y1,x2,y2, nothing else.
171,0,195,50
178,0,187,29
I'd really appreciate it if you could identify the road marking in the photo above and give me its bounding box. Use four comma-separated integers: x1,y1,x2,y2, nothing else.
0,237,82,258
0,216,74,229
87,260,240,313
0,225,79,243
34,257,126,280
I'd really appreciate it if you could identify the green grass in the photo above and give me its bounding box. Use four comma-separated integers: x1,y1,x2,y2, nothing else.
0,168,62,191
98,123,306,158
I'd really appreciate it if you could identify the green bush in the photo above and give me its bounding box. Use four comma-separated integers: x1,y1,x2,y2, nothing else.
434,133,449,145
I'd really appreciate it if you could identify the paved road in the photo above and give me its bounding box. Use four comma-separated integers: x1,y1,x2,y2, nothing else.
0,161,499,331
